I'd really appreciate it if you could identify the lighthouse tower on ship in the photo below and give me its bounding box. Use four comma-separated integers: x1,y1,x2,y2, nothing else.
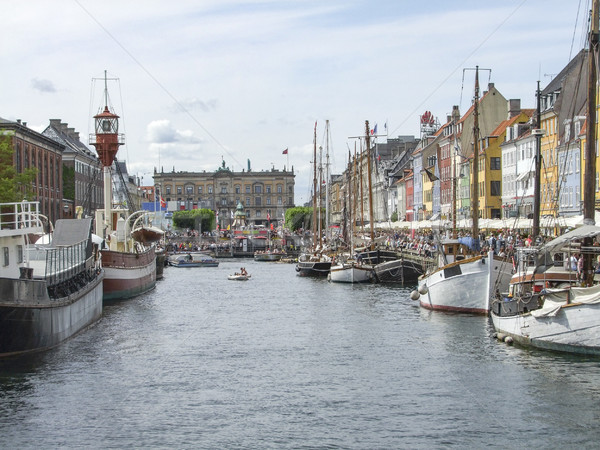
89,71,158,301
90,71,124,240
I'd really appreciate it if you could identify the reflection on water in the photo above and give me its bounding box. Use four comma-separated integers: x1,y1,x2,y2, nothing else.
1,259,600,448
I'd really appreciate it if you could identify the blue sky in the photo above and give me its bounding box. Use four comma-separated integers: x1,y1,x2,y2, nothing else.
1,0,587,204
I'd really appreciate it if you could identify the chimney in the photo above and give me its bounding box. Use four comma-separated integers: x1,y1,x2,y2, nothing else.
67,127,76,138
23,122,27,127
16,119,21,124
50,119,62,127
452,105,460,122
508,99,521,118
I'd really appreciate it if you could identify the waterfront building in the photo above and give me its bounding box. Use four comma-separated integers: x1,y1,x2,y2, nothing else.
153,160,295,229
43,119,103,218
539,49,587,218
501,120,535,219
0,117,64,223
477,104,533,219
455,82,509,218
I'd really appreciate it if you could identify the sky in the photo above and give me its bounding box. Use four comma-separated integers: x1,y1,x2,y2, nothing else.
1,0,589,205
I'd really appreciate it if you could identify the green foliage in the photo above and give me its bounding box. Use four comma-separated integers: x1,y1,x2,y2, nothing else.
390,211,398,222
0,133,37,202
63,165,75,200
172,208,215,231
284,207,325,231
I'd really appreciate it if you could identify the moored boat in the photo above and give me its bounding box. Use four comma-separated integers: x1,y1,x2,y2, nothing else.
490,226,600,355
0,202,104,357
296,252,332,277
90,71,159,301
168,252,219,267
254,249,286,262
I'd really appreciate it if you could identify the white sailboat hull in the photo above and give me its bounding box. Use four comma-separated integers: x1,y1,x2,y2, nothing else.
418,253,511,314
491,304,600,355
491,284,600,355
329,262,374,283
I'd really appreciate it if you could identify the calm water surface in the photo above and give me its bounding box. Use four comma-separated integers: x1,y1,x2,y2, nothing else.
1,259,600,449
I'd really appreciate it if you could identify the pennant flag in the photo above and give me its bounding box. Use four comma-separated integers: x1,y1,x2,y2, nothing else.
423,167,439,182
160,196,166,208
282,148,288,155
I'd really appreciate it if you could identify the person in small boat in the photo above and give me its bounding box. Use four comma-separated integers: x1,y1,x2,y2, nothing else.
241,267,248,276
187,253,193,261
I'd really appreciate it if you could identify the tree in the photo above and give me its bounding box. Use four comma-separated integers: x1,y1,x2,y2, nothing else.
0,133,37,202
390,211,398,222
172,209,215,231
284,207,325,231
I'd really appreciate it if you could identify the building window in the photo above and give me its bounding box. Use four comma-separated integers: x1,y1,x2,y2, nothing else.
186,186,193,194
198,186,203,194
255,197,262,206
246,197,251,206
2,247,8,267
208,186,213,194
256,210,261,217
266,197,271,205
246,186,251,193
246,210,251,218
221,187,227,194
235,185,240,194
17,245,23,264
490,157,501,170
266,186,271,194
277,185,282,193
177,187,182,194
221,198,227,205
278,197,282,205
490,181,501,196
166,186,171,194
254,185,262,194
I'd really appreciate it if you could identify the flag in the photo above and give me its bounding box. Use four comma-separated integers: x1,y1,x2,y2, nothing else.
160,196,166,208
267,213,270,221
371,124,378,135
282,148,288,155
231,210,234,219
423,167,439,182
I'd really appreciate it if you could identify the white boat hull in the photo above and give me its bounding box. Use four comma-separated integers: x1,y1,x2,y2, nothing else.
418,253,511,314
491,303,600,355
328,263,374,283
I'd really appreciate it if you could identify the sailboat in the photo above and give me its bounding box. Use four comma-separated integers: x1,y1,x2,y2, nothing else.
490,4,600,354
91,71,159,301
328,121,375,283
414,67,512,313
296,121,332,276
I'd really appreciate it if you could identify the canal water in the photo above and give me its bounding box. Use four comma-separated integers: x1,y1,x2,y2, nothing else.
1,260,600,448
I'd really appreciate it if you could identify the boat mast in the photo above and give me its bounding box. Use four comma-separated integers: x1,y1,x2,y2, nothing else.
325,120,330,240
312,121,318,251
532,81,542,238
359,144,365,236
584,0,599,286
365,121,375,251
584,0,598,225
318,144,323,250
91,70,123,239
471,67,480,243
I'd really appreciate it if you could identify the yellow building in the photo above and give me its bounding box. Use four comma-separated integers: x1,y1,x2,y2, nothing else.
477,109,534,219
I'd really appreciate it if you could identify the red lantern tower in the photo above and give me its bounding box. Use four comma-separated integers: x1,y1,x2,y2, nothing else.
90,71,124,237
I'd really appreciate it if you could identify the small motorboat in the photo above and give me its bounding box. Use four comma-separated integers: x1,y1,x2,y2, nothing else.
228,274,249,281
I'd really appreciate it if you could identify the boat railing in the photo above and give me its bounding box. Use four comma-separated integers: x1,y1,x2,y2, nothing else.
27,239,89,286
0,201,44,235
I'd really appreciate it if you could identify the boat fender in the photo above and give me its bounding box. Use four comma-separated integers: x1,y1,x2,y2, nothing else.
504,336,514,345
496,333,506,342
418,285,428,295
410,290,420,301
327,273,331,282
